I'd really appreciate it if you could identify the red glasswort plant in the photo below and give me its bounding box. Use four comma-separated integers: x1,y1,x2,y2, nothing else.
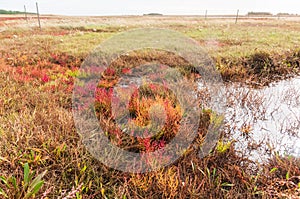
94,68,182,157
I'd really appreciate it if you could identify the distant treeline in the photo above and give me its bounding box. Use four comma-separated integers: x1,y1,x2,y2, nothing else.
276,13,298,16
247,12,272,16
0,9,35,15
247,11,298,16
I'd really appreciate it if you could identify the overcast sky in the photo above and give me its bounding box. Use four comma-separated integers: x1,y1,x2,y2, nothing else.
1,0,300,16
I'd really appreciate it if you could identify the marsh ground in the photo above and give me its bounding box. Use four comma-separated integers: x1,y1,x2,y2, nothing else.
0,15,299,198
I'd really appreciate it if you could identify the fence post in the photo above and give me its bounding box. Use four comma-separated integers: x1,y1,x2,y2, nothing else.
205,10,208,20
36,2,41,30
235,9,239,24
24,5,28,22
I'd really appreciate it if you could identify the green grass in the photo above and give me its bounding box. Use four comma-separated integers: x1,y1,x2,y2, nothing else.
2,18,300,59
184,23,300,58
54,32,114,56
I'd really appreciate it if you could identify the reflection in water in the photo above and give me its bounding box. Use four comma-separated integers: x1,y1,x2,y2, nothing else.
225,77,300,161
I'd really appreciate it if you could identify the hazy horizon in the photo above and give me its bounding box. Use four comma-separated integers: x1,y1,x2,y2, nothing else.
1,0,300,16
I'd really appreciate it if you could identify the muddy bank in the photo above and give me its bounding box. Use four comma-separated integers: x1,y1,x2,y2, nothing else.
217,49,300,87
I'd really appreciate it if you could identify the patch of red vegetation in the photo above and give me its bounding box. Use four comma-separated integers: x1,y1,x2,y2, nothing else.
0,57,77,93
0,17,26,21
50,31,69,36
0,16,53,21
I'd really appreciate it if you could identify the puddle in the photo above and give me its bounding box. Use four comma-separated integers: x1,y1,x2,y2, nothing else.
117,72,300,162
225,77,300,161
